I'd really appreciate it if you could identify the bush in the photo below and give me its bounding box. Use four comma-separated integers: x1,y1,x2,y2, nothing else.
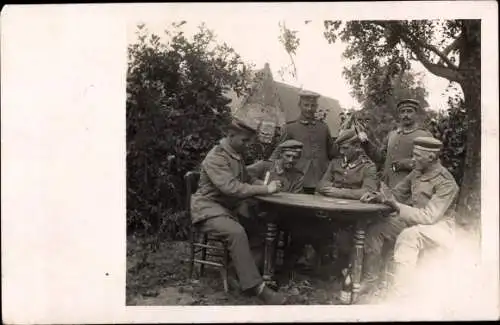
424,96,467,185
127,23,253,238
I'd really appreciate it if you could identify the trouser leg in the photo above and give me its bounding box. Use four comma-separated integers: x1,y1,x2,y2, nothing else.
363,216,408,281
198,215,263,291
392,222,454,294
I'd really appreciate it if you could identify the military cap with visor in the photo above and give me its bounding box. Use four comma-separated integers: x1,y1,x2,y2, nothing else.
413,136,443,152
397,98,421,111
228,117,257,134
298,89,320,99
277,139,304,153
335,128,360,145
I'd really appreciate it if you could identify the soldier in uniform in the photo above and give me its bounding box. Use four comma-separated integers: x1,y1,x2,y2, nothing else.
247,139,305,193
313,128,379,271
317,128,379,199
274,90,337,194
190,118,286,304
360,137,459,297
358,99,433,190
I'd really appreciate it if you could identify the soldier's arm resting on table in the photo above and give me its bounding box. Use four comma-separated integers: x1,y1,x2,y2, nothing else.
395,179,459,225
320,164,378,200
203,154,270,198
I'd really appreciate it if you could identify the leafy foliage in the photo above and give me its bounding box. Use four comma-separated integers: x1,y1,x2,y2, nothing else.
127,23,253,239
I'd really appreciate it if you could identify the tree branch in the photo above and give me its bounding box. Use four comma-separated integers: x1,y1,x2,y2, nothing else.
376,22,462,82
373,21,460,71
439,35,463,62
412,47,461,82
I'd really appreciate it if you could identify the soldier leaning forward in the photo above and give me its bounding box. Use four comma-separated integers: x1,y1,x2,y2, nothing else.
190,118,286,304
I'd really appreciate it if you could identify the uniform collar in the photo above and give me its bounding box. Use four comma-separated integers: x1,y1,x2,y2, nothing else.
342,155,366,169
396,125,419,135
419,163,442,181
219,138,242,161
300,116,317,125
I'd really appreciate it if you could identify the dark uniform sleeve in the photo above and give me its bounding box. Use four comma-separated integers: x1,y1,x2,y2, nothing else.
397,176,459,225
203,153,269,198
246,160,270,182
290,172,305,194
361,132,389,167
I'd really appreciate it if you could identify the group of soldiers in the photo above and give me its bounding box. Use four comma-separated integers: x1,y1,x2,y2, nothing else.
190,90,460,305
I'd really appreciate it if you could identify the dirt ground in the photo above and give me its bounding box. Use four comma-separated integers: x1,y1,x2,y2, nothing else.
126,235,387,306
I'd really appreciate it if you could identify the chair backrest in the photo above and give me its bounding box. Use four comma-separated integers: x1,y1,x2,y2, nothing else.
184,171,200,215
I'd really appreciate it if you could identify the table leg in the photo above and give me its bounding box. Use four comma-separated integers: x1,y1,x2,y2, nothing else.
351,219,367,304
262,221,278,286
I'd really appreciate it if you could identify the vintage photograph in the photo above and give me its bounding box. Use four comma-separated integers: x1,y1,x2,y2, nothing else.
125,17,482,308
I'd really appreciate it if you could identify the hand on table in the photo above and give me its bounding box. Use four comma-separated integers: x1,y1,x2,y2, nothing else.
267,180,283,194
360,191,383,203
379,182,400,212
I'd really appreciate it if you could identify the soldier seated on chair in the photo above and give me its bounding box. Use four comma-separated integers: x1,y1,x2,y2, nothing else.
310,128,379,271
246,140,306,272
190,117,287,305
359,136,459,299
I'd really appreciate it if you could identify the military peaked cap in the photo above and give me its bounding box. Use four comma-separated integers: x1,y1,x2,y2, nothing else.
278,139,304,152
298,89,320,99
229,117,257,133
413,136,443,152
335,128,359,145
397,98,421,111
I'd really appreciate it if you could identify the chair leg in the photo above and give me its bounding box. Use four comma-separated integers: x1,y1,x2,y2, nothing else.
222,244,230,293
200,234,208,277
188,229,195,279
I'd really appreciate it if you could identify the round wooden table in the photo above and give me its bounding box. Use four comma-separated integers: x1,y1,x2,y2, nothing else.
255,192,393,304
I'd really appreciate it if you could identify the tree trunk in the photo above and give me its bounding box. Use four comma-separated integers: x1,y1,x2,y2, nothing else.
455,20,481,239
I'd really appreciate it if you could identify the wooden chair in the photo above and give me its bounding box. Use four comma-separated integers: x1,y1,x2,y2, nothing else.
185,171,230,293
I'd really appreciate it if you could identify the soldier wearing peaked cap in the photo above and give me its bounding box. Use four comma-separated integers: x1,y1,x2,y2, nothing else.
360,136,459,298
299,128,379,269
190,117,288,304
272,89,337,194
316,128,378,200
358,98,433,191
247,139,305,194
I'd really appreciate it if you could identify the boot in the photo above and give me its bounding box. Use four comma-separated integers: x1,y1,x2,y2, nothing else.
255,283,287,305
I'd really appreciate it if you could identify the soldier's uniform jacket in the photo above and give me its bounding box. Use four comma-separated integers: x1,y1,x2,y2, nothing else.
279,119,336,189
316,154,378,200
190,138,269,224
362,126,432,188
246,159,304,193
392,163,459,226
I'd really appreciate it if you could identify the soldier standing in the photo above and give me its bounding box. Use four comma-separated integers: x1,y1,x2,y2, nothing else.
358,99,433,190
190,118,286,304
360,137,459,297
275,90,337,194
